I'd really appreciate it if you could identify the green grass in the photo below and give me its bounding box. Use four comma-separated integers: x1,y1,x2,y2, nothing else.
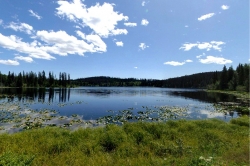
206,90,250,99
0,117,249,166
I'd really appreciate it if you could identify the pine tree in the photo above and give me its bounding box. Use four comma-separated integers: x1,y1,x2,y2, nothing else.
219,65,228,90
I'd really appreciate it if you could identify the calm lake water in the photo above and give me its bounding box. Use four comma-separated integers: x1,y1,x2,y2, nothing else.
0,87,238,121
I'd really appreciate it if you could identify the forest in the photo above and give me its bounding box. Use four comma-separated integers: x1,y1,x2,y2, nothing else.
0,71,70,88
0,63,249,92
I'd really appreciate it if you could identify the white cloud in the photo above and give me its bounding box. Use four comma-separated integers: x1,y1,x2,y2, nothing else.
5,22,34,34
124,22,137,27
221,5,230,10
164,59,193,66
210,41,225,51
56,0,128,37
142,1,146,6
164,61,185,66
29,10,42,20
74,25,81,29
0,59,19,65
116,41,123,47
0,33,55,60
180,41,225,51
141,19,149,26
36,30,106,55
199,56,232,64
85,34,106,52
14,56,33,63
76,30,86,39
185,25,188,28
139,43,149,50
185,59,193,63
196,53,205,58
198,13,215,21
134,66,138,69
180,43,198,51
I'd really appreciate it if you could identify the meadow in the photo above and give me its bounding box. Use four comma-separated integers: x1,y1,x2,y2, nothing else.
0,116,249,166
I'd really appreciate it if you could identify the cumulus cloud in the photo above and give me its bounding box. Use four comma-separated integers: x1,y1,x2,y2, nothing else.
36,30,106,55
199,56,232,64
15,56,33,63
29,10,42,20
56,0,128,37
180,41,225,51
198,13,215,21
85,34,106,52
116,41,123,47
164,59,192,66
124,22,137,27
0,33,55,60
139,43,149,50
0,27,108,62
142,1,146,6
141,19,149,26
5,22,34,34
221,5,230,10
76,30,86,39
0,59,19,65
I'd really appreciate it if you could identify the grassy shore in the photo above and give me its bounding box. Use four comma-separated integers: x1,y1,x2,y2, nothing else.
206,90,250,99
0,116,249,166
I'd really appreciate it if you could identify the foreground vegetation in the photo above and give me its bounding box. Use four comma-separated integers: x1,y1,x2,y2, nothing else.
0,116,249,165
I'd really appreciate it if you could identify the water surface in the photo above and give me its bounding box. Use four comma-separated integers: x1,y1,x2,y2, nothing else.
0,87,238,120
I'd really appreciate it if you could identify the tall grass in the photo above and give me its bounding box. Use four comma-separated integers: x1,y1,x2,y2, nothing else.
0,116,249,165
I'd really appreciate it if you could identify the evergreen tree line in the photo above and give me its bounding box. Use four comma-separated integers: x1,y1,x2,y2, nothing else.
162,63,249,92
72,76,162,87
0,71,70,88
0,63,248,91
208,63,249,92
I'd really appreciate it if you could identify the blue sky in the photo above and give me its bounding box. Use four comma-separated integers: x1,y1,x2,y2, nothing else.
0,0,248,79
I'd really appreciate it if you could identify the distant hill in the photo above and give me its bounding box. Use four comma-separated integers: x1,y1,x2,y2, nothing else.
72,71,219,88
162,71,219,88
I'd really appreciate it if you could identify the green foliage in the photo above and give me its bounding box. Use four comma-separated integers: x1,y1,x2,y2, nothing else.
230,115,249,127
0,151,34,166
100,125,127,152
0,118,248,165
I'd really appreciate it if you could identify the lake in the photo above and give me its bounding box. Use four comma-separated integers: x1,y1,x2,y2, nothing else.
0,87,239,133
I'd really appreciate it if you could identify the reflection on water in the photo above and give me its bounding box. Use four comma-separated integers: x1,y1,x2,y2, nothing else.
0,88,71,103
169,90,237,103
0,87,241,121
